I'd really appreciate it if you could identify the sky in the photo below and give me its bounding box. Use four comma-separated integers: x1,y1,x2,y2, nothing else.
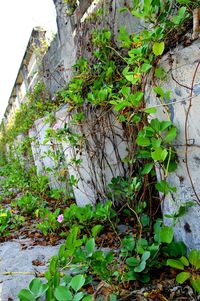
0,0,57,122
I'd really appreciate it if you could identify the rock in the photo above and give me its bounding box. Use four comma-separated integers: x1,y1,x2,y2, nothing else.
0,240,60,300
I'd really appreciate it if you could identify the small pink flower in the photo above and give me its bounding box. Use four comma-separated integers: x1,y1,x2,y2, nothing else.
57,214,64,223
53,123,60,131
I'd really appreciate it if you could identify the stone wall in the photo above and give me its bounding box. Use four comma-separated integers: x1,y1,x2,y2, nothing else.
30,0,138,204
42,0,140,95
146,41,200,249
3,0,200,248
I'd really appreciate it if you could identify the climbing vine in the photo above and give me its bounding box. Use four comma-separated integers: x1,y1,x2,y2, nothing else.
1,0,198,212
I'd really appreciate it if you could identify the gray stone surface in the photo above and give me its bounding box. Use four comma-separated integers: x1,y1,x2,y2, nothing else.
0,241,60,301
146,40,200,249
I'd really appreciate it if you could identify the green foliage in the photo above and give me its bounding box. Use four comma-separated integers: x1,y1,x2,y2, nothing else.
14,192,43,216
136,118,177,179
0,160,29,190
18,275,91,301
0,209,11,237
36,201,116,237
122,220,176,283
36,208,61,236
164,201,195,225
2,0,197,298
167,249,200,293
0,208,25,237
18,278,48,301
152,42,165,56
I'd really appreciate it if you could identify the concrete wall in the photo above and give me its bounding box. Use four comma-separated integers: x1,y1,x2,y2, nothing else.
30,1,200,249
146,40,200,249
29,104,128,206
3,28,46,128
42,0,140,95
3,0,200,248
29,115,69,190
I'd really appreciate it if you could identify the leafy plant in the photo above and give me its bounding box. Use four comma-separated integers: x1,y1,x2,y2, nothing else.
0,208,25,237
0,209,11,237
18,273,92,301
164,201,195,225
36,208,61,236
167,249,200,293
18,278,48,301
119,219,172,282
15,192,43,215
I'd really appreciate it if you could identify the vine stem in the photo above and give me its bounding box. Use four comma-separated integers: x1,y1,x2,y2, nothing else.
144,92,199,111
106,45,129,64
0,271,36,275
127,203,142,242
108,216,121,243
184,60,200,206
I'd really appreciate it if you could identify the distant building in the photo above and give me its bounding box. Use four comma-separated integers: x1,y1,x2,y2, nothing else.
3,27,46,128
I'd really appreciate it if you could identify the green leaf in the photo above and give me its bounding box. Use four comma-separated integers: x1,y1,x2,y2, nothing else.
85,238,95,256
176,272,190,284
191,276,200,293
141,63,152,73
29,278,48,298
126,257,140,266
164,127,177,143
141,162,154,175
54,286,73,301
125,270,137,281
150,118,161,132
155,67,165,79
131,8,144,18
154,86,164,97
82,296,93,301
91,225,103,238
180,256,189,267
73,292,84,301
134,260,146,272
54,271,61,288
155,180,175,194
136,137,151,146
141,214,150,227
189,250,200,269
130,91,144,106
118,27,131,47
177,0,189,3
160,226,173,243
109,294,117,301
122,236,135,251
151,138,161,148
167,259,184,270
118,7,129,13
143,107,157,114
49,256,58,274
121,86,131,97
111,100,129,111
152,42,165,56
132,114,141,123
164,241,186,257
18,289,35,301
141,251,151,261
172,7,187,25
160,121,172,131
151,147,168,161
70,275,85,292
